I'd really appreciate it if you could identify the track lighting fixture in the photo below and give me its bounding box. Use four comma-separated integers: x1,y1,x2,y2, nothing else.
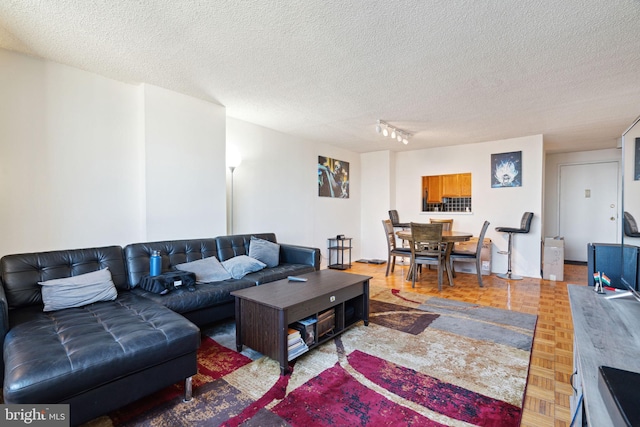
376,120,411,145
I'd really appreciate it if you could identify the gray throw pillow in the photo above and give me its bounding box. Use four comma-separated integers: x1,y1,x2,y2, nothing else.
38,268,118,312
175,256,232,283
248,236,280,268
222,255,266,279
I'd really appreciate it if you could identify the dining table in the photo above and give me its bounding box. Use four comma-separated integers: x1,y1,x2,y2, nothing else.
396,229,473,287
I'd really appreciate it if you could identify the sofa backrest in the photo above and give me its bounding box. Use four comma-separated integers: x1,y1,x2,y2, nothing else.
0,246,128,310
124,239,218,287
215,233,277,261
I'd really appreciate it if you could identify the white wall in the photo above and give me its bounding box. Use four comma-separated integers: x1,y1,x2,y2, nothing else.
0,50,141,255
0,50,227,257
226,118,361,267
368,135,545,278
143,84,227,241
360,151,394,260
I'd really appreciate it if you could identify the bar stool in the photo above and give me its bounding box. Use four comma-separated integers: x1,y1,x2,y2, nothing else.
495,212,534,280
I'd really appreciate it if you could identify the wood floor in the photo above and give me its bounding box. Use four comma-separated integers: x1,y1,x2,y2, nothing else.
347,259,586,427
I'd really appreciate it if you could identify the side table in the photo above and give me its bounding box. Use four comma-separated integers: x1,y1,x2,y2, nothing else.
328,237,352,270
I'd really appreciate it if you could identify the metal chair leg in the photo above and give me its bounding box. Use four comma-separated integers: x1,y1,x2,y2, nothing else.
183,376,193,402
497,232,522,280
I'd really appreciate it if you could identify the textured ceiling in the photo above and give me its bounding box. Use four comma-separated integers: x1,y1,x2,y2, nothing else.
1,1,639,153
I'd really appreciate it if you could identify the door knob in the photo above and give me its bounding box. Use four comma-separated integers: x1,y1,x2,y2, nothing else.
611,217,616,221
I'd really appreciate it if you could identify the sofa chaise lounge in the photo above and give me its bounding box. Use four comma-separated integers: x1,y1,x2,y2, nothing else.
0,233,320,425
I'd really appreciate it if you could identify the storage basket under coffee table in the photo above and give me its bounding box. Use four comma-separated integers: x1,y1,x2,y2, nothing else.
231,269,371,374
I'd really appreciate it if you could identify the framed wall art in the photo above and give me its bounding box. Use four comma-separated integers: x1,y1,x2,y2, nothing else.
318,156,349,198
491,151,522,188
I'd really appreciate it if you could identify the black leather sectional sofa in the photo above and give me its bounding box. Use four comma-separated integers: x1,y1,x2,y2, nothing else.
0,233,320,425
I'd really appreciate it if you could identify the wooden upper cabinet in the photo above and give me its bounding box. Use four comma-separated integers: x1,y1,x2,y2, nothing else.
458,173,471,196
426,176,442,202
441,173,472,197
422,173,471,206
441,174,459,197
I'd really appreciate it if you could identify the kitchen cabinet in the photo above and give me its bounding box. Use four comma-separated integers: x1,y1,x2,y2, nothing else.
425,176,442,202
459,173,471,196
442,173,471,197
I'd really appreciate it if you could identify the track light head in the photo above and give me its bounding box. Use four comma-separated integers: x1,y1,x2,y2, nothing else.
375,119,410,145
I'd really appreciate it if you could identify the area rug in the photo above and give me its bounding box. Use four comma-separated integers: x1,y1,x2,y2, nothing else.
85,286,536,427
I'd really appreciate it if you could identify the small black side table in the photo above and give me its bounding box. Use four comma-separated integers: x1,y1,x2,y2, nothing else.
327,237,352,270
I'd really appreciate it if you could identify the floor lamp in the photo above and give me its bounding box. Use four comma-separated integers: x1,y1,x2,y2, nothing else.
227,148,242,234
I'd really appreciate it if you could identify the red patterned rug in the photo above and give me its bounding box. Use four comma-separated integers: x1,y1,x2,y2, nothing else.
85,287,536,427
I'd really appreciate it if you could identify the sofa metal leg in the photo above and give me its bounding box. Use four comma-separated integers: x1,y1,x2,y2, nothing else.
183,376,193,402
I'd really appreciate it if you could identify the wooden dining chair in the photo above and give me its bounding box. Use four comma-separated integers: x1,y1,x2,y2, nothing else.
429,218,453,231
450,220,490,287
382,219,412,276
409,222,448,291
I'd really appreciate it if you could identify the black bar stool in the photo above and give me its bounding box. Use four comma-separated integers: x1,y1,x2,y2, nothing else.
495,212,534,280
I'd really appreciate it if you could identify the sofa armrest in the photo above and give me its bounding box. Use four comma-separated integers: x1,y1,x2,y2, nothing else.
0,279,8,338
280,244,321,270
0,278,9,379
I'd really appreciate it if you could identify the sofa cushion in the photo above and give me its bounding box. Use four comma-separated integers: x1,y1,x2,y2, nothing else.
215,233,277,261
39,268,118,312
222,255,266,279
0,246,128,309
174,256,232,283
3,292,200,404
243,263,317,285
123,239,219,288
131,278,255,313
249,236,280,268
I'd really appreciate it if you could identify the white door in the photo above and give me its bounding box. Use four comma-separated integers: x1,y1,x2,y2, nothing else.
559,161,619,262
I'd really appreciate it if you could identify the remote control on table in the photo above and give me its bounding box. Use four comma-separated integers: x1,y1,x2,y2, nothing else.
288,276,308,282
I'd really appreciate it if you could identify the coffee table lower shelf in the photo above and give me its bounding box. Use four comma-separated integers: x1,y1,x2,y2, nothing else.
231,270,370,375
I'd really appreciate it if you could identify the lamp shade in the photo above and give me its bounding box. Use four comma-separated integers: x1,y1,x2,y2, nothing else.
227,146,242,169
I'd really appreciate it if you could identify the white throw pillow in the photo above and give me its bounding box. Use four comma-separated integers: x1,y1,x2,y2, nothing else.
38,268,117,312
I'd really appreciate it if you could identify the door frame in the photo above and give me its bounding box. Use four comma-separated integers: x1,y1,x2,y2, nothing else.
556,159,621,256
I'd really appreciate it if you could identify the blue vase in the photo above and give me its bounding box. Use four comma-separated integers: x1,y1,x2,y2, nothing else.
150,251,161,276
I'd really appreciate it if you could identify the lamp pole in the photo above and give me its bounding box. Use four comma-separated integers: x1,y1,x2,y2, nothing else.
227,147,242,235
229,165,236,234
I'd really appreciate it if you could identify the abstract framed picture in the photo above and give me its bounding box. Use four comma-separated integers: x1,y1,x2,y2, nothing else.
318,156,349,198
491,151,522,188
635,138,640,180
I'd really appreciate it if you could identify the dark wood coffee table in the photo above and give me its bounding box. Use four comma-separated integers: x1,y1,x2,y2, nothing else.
231,269,371,374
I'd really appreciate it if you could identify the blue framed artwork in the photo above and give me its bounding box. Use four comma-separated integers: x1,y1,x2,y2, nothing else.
318,156,349,198
491,151,522,188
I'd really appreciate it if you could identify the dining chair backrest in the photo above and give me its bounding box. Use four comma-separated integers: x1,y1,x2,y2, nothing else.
382,219,397,250
410,222,444,255
472,221,491,254
429,218,453,231
389,210,401,226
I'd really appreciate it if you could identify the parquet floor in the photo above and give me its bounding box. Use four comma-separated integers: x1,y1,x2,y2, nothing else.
347,259,587,427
